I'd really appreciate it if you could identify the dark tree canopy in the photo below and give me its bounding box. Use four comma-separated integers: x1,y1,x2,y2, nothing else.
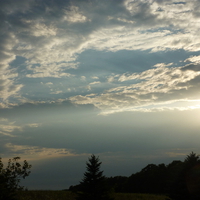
166,152,200,200
68,152,200,200
0,157,31,200
184,151,199,168
76,154,112,200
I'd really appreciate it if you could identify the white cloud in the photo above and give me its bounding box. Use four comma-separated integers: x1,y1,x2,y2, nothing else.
91,76,99,80
0,118,8,122
0,114,23,136
107,76,117,83
86,85,91,91
62,6,88,23
0,119,41,137
50,90,63,94
26,62,76,78
0,102,17,109
69,61,200,113
5,143,77,159
11,0,200,70
1,0,200,105
45,82,53,85
89,81,101,85
5,0,200,77
79,0,200,53
185,55,200,63
0,32,23,100
81,76,86,81
21,19,57,37
0,72,23,100
87,27,200,53
99,101,200,115
28,123,41,128
0,121,22,136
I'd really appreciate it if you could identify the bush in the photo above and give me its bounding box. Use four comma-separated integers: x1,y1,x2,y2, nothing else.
0,157,31,200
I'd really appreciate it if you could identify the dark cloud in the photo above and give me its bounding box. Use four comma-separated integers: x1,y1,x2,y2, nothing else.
173,2,187,5
181,63,200,72
192,0,200,18
127,0,159,26
0,100,96,121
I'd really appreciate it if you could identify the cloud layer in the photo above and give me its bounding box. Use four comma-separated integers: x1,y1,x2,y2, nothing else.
0,0,200,105
70,60,200,113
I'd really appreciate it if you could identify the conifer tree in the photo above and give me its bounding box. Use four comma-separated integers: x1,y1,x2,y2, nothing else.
76,154,112,200
169,152,200,200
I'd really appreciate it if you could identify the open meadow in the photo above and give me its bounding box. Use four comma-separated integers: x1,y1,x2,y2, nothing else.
17,191,170,200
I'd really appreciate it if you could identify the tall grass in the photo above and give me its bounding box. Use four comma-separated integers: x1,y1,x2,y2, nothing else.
17,191,170,200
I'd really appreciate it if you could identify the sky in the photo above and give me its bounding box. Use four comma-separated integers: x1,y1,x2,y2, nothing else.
1,0,200,190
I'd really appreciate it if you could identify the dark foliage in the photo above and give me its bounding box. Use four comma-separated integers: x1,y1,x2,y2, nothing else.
104,152,200,200
69,152,200,200
126,163,168,194
0,157,31,200
75,154,113,200
106,176,128,193
169,152,200,200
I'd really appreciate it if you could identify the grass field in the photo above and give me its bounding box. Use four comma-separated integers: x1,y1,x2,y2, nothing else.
17,191,76,200
17,191,171,200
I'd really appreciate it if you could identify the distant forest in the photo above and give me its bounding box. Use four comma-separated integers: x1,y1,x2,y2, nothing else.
69,152,200,200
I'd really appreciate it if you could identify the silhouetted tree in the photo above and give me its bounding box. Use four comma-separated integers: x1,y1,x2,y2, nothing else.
127,163,168,194
76,154,112,200
169,152,200,200
0,157,31,200
69,152,200,199
165,160,184,194
184,152,199,169
106,176,128,193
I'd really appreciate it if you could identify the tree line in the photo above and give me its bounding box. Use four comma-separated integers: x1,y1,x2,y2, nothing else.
69,152,200,200
1,152,200,200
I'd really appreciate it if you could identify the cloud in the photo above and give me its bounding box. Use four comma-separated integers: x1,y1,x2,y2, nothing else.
5,143,78,160
69,60,200,113
91,76,99,80
185,55,200,63
165,149,194,158
0,31,23,100
83,0,200,52
0,117,42,137
50,90,63,94
27,123,41,128
45,82,53,85
98,104,200,116
20,19,57,37
81,76,86,81
0,119,22,137
62,5,88,23
107,76,117,83
181,63,200,72
0,0,33,15
89,81,101,85
26,63,75,78
1,0,200,105
0,71,23,100
5,0,200,63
